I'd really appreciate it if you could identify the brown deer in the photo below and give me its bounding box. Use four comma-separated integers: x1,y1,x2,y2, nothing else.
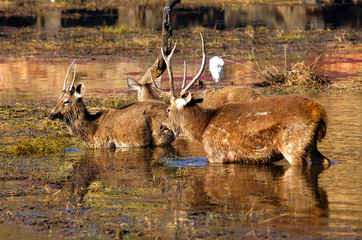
162,33,330,165
49,61,174,148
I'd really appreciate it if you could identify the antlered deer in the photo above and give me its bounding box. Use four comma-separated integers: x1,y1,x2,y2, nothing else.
49,61,174,148
162,33,330,165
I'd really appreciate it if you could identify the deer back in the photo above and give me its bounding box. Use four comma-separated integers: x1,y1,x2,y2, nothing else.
200,86,262,108
94,101,174,148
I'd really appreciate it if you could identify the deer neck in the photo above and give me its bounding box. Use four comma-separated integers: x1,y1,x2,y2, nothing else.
180,105,214,142
141,86,160,101
66,99,101,144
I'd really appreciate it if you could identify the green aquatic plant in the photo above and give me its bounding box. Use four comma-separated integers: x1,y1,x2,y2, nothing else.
4,133,75,156
1,102,83,156
100,25,136,34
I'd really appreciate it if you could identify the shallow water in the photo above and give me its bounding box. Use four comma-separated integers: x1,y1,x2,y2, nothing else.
0,57,361,238
0,51,361,101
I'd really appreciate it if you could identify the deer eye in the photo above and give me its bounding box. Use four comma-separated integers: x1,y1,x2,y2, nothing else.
63,101,70,106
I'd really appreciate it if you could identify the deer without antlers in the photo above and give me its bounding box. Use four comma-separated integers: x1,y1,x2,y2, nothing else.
49,61,174,148
162,33,330,165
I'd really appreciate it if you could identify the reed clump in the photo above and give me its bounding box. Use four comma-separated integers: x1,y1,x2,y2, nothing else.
255,61,329,88
251,50,329,91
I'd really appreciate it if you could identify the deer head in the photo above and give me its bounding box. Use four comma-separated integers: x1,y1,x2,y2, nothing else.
49,60,86,122
161,33,207,137
127,76,162,101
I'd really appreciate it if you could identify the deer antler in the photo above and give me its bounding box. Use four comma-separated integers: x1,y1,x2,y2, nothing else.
69,63,77,90
180,33,206,96
161,40,178,99
63,60,76,91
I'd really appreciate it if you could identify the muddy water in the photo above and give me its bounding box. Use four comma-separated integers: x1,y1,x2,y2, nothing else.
0,58,361,238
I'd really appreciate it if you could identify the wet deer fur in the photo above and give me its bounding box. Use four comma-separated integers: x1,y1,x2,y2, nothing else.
49,61,174,148
162,33,330,165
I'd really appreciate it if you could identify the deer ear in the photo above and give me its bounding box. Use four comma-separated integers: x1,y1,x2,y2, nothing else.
127,77,142,92
181,91,193,104
174,92,191,109
75,82,85,98
192,90,206,103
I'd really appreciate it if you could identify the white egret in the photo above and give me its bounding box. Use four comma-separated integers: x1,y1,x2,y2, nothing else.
209,56,224,90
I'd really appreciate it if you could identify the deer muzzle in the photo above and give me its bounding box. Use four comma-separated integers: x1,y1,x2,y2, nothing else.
48,112,57,120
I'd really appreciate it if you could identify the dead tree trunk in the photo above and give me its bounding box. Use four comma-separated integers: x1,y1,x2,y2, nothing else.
140,0,181,84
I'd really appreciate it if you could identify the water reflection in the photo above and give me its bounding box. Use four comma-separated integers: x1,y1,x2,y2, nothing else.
1,54,361,102
197,164,329,219
0,57,152,101
56,146,178,204
42,145,331,238
0,3,360,30
58,146,330,218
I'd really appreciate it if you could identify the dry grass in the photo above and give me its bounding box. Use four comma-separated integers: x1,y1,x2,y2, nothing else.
250,48,330,92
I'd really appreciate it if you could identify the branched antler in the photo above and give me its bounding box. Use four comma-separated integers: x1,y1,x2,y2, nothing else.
161,41,178,99
180,33,206,96
162,33,206,99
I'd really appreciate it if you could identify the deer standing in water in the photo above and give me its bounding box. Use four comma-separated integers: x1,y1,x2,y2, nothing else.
162,33,330,165
49,60,174,148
